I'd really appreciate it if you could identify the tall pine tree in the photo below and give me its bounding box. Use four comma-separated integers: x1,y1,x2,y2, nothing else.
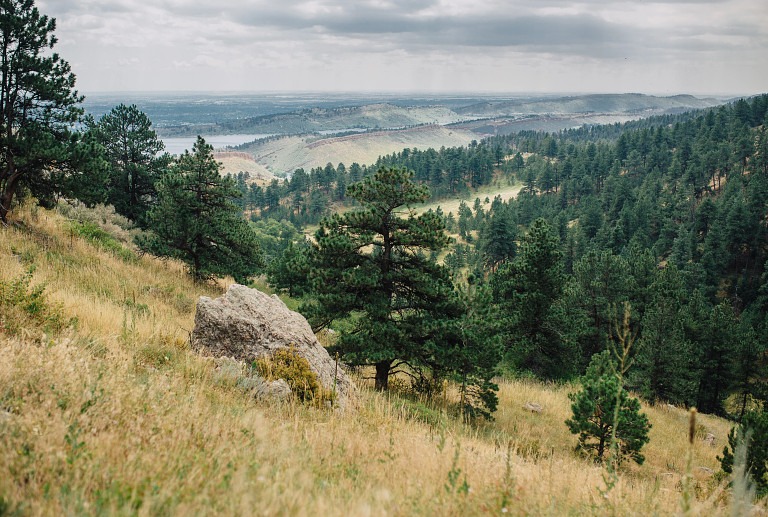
304,166,456,391
139,137,263,283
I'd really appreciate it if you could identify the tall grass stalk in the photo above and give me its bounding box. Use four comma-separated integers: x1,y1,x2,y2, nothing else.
600,302,636,503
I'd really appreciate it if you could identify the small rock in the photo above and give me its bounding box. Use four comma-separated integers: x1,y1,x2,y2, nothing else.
698,467,714,475
703,433,716,447
523,402,543,413
256,379,292,401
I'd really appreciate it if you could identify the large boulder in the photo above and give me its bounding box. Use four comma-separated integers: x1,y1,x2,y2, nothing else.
191,284,354,407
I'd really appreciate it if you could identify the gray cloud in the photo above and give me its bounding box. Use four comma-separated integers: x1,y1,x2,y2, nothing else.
36,0,768,94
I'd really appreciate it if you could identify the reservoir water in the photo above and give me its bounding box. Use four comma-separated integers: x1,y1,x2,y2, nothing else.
160,134,272,155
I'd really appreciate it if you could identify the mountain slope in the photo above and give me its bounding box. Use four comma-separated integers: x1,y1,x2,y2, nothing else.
456,93,723,117
0,202,749,515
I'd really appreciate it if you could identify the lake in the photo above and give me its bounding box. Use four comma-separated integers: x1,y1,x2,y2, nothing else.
160,134,273,155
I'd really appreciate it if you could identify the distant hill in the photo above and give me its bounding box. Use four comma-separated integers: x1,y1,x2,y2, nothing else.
166,103,469,137
241,125,477,175
456,93,722,118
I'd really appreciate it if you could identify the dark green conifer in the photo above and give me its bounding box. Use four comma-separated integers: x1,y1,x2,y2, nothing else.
139,137,263,283
304,166,456,391
565,351,651,465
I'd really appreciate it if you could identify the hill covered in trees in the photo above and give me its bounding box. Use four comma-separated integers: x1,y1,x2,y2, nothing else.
265,94,768,417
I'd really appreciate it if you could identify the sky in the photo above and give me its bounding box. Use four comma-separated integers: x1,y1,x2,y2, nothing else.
38,0,768,96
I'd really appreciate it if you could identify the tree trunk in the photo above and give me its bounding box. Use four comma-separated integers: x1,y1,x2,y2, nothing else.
0,166,21,223
374,360,392,391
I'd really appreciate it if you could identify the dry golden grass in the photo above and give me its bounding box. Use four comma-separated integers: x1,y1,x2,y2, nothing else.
1,202,765,516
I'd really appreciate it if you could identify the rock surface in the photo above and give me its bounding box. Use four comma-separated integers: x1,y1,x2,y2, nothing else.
522,402,543,413
192,284,354,406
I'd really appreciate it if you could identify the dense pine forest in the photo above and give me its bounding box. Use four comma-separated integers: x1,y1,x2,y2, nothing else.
261,95,768,418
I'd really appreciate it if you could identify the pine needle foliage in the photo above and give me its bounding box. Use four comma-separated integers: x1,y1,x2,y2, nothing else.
565,350,651,465
138,137,263,283
304,166,457,391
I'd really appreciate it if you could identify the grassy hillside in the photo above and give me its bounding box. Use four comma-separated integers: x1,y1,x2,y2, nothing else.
214,152,276,185
223,103,467,134
0,202,762,515
244,125,477,176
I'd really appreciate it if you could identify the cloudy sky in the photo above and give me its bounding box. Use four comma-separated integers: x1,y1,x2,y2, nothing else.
38,0,767,95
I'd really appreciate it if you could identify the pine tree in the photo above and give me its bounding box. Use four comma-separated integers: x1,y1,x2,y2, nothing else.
565,351,651,465
0,0,83,222
267,240,312,298
92,104,171,227
430,282,501,420
491,218,577,379
139,137,263,282
304,166,455,391
632,266,696,405
719,410,768,497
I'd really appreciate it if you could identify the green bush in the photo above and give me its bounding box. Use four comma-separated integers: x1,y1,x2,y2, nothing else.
0,267,72,336
69,220,136,262
254,348,328,403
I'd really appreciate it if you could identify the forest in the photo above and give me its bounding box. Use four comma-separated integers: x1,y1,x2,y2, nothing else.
263,95,768,410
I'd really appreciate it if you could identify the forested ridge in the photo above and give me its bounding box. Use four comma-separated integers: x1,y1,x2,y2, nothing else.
263,95,768,418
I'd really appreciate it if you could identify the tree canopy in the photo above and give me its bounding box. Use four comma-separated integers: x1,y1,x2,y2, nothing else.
0,0,83,222
304,166,459,391
138,137,263,283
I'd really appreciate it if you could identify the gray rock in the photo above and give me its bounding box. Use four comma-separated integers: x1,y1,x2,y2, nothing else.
192,284,354,407
522,402,543,413
256,379,292,401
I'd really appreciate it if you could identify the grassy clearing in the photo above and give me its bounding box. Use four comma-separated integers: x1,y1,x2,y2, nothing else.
0,202,762,515
414,178,523,218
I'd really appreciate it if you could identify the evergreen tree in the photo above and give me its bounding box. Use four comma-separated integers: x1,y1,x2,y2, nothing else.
304,166,455,391
139,137,263,282
492,218,576,379
267,240,312,298
93,104,171,227
565,351,651,465
0,0,83,222
632,266,696,405
479,201,517,270
719,410,768,497
430,282,501,420
695,302,738,416
566,250,632,361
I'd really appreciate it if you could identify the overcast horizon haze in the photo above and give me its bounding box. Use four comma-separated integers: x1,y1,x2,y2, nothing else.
38,0,767,97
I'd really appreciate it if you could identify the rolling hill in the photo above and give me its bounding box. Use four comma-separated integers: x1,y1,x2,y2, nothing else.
241,125,478,175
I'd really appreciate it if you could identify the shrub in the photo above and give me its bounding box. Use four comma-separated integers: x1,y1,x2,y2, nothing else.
0,267,71,336
254,348,328,403
69,220,136,262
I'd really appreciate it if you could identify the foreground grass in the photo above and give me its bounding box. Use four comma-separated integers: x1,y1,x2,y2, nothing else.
0,204,763,515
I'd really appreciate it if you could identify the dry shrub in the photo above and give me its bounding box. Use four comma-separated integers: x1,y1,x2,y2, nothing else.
254,348,328,403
